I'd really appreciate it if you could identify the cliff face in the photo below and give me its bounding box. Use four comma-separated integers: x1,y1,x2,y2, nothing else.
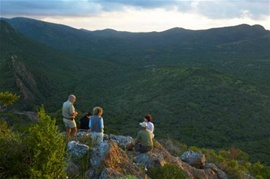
11,55,37,105
66,134,233,179
0,20,44,109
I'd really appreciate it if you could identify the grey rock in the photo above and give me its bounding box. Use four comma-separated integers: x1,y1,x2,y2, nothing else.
109,134,134,148
67,141,89,157
180,150,206,169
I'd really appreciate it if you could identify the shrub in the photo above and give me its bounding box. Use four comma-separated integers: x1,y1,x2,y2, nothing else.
249,161,270,179
147,164,187,179
24,106,67,178
0,121,29,178
0,91,19,110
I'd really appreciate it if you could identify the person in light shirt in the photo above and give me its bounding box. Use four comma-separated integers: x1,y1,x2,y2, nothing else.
144,114,154,138
126,122,153,153
89,106,104,146
62,94,78,139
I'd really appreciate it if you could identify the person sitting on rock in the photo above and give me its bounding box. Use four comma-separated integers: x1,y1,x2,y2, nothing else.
126,122,153,153
144,114,154,138
79,112,91,132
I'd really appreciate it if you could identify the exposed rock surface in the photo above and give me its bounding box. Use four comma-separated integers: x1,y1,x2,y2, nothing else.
67,135,230,179
180,150,206,169
67,141,89,157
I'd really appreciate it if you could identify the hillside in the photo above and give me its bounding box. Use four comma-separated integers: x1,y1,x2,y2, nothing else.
102,66,270,163
1,18,270,165
0,20,123,110
3,17,270,87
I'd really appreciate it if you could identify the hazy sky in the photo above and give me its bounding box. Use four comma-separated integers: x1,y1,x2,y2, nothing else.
1,0,269,32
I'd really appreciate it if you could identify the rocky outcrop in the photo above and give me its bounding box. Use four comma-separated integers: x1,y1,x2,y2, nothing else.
11,55,37,105
67,134,229,179
88,140,143,178
67,141,89,158
180,150,206,169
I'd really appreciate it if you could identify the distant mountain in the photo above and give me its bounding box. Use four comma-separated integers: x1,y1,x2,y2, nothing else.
0,20,122,110
2,17,269,64
1,18,270,165
2,17,269,85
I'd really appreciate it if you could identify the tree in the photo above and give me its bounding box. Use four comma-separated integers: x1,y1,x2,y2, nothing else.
0,91,20,110
25,106,67,178
0,106,68,178
0,120,29,178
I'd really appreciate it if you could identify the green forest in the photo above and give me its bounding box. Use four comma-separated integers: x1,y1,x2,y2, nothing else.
0,17,270,170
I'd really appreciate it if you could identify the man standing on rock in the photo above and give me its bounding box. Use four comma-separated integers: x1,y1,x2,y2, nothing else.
62,94,78,139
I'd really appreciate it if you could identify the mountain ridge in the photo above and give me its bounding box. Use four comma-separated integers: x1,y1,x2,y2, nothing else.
1,18,270,165
2,17,269,62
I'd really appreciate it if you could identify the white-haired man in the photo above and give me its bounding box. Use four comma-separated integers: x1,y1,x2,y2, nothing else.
62,94,78,139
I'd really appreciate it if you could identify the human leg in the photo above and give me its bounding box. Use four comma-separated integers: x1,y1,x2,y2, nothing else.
91,132,98,146
135,144,152,153
91,132,103,146
63,118,77,139
126,142,136,151
96,132,103,143
71,127,77,137
66,127,71,138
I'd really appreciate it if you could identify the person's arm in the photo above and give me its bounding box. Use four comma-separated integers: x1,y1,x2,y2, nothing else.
135,131,141,144
69,105,78,118
89,118,92,128
100,117,104,132
70,111,78,118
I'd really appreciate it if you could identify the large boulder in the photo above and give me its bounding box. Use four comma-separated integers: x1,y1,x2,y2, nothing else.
109,134,134,148
180,150,206,169
89,140,144,178
133,148,181,169
205,163,228,179
67,141,89,157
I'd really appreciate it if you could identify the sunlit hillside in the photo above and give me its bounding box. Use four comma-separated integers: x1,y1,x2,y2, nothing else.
1,18,270,166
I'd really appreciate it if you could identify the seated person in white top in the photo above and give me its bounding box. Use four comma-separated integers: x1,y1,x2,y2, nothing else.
144,114,154,138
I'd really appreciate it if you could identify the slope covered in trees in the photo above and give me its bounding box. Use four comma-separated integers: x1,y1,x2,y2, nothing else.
0,18,270,165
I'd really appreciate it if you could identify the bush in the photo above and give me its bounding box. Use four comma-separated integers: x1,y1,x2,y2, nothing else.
147,164,187,179
249,162,270,178
0,91,19,110
0,107,68,178
25,106,67,178
0,121,29,178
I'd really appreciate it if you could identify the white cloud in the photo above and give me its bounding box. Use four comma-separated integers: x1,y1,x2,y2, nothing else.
40,7,270,32
1,0,269,31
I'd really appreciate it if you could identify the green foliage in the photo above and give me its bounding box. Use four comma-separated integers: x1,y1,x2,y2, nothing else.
159,139,270,178
1,18,270,166
248,162,270,179
147,164,187,179
25,106,67,178
0,108,68,178
0,91,19,109
198,146,270,178
0,121,30,178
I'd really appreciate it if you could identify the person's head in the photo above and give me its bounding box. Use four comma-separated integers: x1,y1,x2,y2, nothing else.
84,112,92,118
68,94,76,104
144,114,152,122
93,106,103,116
139,122,148,129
